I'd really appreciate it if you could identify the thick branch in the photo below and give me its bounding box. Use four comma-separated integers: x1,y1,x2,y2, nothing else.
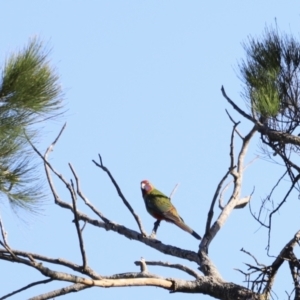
288,251,300,300
29,284,89,300
80,215,201,264
264,230,300,295
204,125,257,248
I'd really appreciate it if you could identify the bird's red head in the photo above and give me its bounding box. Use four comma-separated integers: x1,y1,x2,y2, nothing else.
141,180,154,195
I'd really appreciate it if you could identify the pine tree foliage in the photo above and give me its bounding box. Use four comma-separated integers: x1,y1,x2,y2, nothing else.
239,27,300,133
0,38,63,211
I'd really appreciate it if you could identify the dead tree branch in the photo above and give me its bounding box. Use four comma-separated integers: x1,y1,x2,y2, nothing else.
92,154,147,237
264,230,300,295
0,279,53,300
28,284,90,300
134,259,201,279
267,175,300,252
69,175,88,270
203,124,257,249
68,163,109,223
205,167,234,235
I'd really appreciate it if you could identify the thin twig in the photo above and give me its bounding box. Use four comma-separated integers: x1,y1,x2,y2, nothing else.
267,175,300,253
169,183,180,200
221,86,255,123
25,124,69,208
241,248,266,267
205,167,234,235
68,163,110,223
134,260,201,279
92,154,147,236
0,213,16,258
27,125,88,270
0,279,53,300
225,109,244,139
69,175,88,270
219,179,233,209
229,117,240,169
202,125,257,254
220,156,258,209
0,249,101,279
249,170,287,228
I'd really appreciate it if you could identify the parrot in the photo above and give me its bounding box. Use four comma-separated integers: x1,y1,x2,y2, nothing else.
140,180,201,240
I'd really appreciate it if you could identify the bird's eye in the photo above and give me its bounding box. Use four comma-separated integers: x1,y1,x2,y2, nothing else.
141,183,146,189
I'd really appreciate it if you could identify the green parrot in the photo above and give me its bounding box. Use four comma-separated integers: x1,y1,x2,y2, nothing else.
140,180,201,240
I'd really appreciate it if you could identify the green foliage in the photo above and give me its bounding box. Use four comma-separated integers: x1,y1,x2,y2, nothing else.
0,38,63,211
239,27,300,130
249,68,280,118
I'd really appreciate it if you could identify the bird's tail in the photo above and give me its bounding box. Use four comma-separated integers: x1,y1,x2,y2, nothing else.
175,221,201,240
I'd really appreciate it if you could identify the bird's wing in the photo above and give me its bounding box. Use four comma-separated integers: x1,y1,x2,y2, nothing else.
147,190,184,223
145,189,172,213
161,206,184,224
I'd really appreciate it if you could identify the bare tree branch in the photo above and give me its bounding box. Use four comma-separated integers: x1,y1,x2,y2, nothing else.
68,163,109,223
28,131,205,265
205,167,234,235
267,175,300,252
264,230,300,295
225,109,244,139
229,118,240,170
288,251,300,300
241,248,267,268
221,86,255,123
28,284,90,300
204,125,257,250
234,196,251,209
0,279,53,300
135,259,201,279
249,169,288,228
0,212,16,259
137,257,148,273
222,86,300,149
69,174,88,270
92,154,147,237
169,183,180,200
0,213,9,247
25,124,71,210
0,249,101,279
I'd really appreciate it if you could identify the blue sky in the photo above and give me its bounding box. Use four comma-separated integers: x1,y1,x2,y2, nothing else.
1,2,300,299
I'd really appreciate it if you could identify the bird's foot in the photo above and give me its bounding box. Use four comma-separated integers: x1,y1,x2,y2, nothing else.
149,232,157,239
